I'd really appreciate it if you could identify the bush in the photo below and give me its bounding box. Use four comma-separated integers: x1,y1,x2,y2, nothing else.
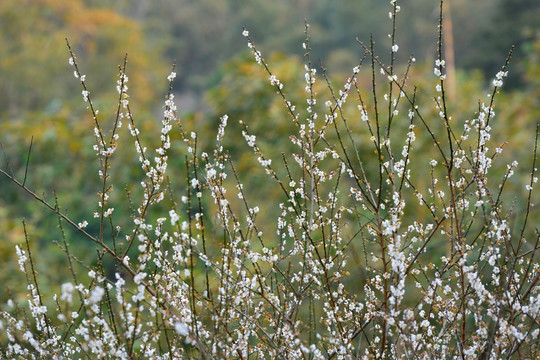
1,1,538,358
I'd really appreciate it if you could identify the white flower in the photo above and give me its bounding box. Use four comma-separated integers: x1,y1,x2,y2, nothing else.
496,71,508,80
167,72,176,81
391,44,399,53
361,108,369,122
254,50,262,65
134,272,147,284
242,29,249,37
435,59,446,67
61,282,75,303
169,209,180,225
175,322,189,336
243,131,256,147
88,286,104,304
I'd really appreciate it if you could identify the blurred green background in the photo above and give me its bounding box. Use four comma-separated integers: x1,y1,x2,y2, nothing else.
0,0,539,304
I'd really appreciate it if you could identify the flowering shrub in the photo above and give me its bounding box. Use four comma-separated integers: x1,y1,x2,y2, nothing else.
1,1,539,359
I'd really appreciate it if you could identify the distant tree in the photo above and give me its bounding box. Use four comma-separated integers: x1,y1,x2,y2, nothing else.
465,0,540,87
0,0,164,117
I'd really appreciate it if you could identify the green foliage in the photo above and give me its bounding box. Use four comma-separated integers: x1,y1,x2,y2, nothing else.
0,0,165,116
